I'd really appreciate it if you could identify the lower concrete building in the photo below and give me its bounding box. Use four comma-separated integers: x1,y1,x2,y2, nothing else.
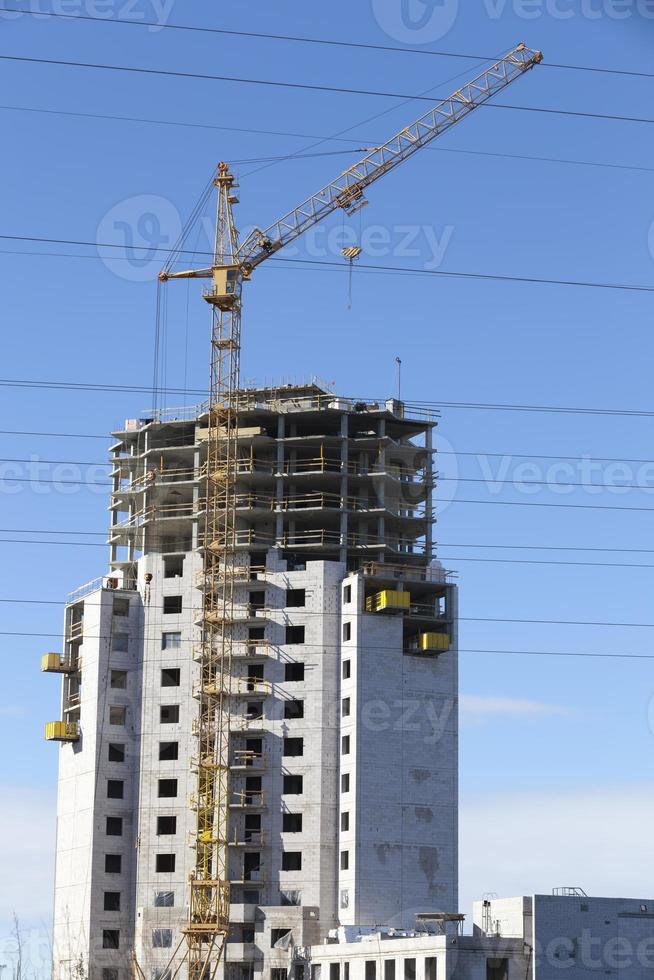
304,893,654,980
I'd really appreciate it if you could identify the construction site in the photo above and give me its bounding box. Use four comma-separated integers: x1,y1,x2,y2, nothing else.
40,37,654,980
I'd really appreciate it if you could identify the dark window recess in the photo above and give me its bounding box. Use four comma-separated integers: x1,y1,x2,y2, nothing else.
164,555,184,578
113,597,129,618
102,930,120,950
486,961,509,980
341,773,350,793
244,813,261,842
342,660,351,680
340,851,349,871
341,812,350,832
249,627,265,641
106,817,123,837
158,779,178,798
163,595,182,615
344,966,350,980
283,737,304,757
246,702,263,721
107,780,124,800
108,743,125,763
160,704,180,724
247,665,265,688
285,662,305,682
110,670,127,689
271,930,292,949
282,890,302,907
154,891,174,908
245,737,263,764
284,699,304,720
404,961,416,980
272,969,288,980
159,741,179,761
157,816,177,836
365,963,376,980
102,970,118,980
286,625,305,645
425,959,436,980
343,585,352,604
330,966,340,980
286,589,306,608
342,622,351,642
250,591,266,610
385,964,396,980
103,892,121,912
283,774,303,795
109,705,126,726
342,697,351,718
105,854,122,873
152,929,173,949
341,735,351,755
282,852,302,871
283,813,303,833
161,668,181,687
156,854,176,873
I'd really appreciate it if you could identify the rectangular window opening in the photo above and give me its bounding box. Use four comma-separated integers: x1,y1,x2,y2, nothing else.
157,816,177,836
159,741,179,761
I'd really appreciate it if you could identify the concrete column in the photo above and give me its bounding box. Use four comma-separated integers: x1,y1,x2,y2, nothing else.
275,415,285,544
425,424,434,560
340,413,349,565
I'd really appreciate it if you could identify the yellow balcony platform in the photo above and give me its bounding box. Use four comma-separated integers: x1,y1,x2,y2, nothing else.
365,590,410,613
44,721,80,742
418,632,450,653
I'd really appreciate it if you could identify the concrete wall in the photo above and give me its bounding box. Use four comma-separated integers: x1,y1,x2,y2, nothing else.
307,933,527,980
52,585,143,980
532,895,654,980
339,574,458,928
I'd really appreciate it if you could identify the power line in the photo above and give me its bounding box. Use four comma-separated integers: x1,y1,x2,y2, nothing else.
4,103,654,181
5,234,654,297
6,624,654,661
0,428,108,439
5,594,654,630
4,52,654,133
4,7,654,82
282,256,654,295
4,535,654,562
5,454,654,494
0,428,653,469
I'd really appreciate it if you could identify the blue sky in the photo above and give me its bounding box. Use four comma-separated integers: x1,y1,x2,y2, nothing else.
3,0,654,963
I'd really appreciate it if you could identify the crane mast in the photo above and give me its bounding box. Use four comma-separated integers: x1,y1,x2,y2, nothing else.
158,40,542,980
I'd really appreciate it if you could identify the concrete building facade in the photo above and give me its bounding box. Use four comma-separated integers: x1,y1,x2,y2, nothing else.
44,386,458,980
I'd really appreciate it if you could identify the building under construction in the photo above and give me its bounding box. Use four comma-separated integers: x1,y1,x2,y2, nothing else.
43,42,552,980
45,385,458,980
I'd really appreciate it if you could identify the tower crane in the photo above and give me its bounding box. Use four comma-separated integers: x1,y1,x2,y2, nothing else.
158,41,542,980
